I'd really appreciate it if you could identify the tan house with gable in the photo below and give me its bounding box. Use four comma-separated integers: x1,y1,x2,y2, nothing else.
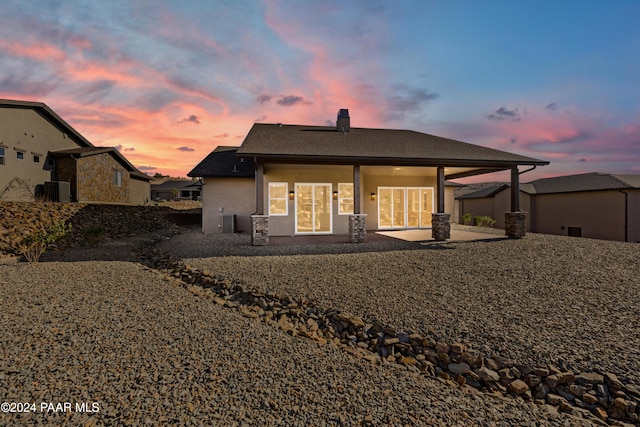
457,172,640,242
0,99,150,204
190,110,549,244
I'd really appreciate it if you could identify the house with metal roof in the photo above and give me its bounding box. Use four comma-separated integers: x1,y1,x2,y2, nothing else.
0,99,151,205
190,109,549,244
457,172,640,242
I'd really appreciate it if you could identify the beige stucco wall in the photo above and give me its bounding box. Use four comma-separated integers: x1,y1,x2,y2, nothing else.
628,189,640,242
458,190,531,230
263,166,353,236
130,178,151,206
202,177,255,234
262,166,452,236
0,107,78,201
532,190,628,241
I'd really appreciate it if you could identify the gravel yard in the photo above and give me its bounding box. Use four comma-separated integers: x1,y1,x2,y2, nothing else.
162,231,640,388
0,260,588,426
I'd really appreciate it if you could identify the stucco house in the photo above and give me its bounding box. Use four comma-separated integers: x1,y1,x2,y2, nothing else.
189,110,549,244
0,99,150,204
151,179,202,201
457,172,640,242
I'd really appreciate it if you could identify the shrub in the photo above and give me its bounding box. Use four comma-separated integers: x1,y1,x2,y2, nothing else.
474,215,496,228
461,213,472,225
19,221,72,262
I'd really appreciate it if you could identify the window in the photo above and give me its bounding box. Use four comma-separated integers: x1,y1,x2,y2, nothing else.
16,151,24,160
268,182,288,215
0,147,4,165
33,155,40,163
113,169,123,187
338,183,354,214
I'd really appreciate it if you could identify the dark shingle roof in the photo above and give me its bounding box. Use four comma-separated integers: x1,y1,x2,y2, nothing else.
151,179,200,190
529,172,638,194
236,123,548,167
457,184,509,199
188,146,255,178
456,172,640,200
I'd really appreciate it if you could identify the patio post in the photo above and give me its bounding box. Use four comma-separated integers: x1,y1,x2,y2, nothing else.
251,159,269,245
432,166,450,241
505,166,526,239
349,164,366,242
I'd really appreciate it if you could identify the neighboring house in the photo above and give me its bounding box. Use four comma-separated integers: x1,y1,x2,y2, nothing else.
0,99,150,204
190,110,548,244
457,172,640,242
151,179,202,201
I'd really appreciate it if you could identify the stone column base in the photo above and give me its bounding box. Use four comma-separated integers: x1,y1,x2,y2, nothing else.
251,215,269,246
505,212,526,239
432,213,451,241
348,214,367,243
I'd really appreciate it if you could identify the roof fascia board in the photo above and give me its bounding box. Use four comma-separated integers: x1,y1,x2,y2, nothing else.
241,154,548,168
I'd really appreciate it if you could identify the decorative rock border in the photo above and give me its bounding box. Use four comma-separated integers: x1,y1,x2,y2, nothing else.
139,248,640,426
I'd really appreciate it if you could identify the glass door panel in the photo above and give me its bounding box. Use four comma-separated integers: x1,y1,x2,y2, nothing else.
378,188,392,228
407,188,420,228
314,184,331,233
296,184,313,233
392,188,405,228
420,188,433,227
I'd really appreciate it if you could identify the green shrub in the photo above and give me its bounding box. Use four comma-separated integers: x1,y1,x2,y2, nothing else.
461,213,472,225
19,221,72,262
474,215,496,228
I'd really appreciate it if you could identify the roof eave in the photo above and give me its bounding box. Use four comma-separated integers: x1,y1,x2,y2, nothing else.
237,153,549,168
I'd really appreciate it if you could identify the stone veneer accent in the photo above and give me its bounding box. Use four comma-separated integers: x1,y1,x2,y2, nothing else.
251,215,269,246
505,211,527,239
431,213,451,241
348,214,367,243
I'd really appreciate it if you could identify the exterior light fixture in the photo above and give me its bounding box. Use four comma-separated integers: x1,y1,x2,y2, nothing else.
289,191,295,200
370,192,376,201
333,191,338,200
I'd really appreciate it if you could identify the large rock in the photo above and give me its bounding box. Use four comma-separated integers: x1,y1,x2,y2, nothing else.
475,367,500,382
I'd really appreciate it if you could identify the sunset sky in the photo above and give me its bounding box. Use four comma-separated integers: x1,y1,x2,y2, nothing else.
1,1,639,182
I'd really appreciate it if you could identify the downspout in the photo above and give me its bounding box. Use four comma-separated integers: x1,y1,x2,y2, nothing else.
619,190,628,242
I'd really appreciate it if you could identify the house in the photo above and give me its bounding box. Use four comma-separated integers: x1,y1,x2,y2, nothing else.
0,99,150,204
188,146,255,233
457,172,640,242
151,179,202,201
189,109,549,244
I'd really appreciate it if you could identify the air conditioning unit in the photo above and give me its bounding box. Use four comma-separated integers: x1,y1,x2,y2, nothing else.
44,181,71,202
221,214,236,233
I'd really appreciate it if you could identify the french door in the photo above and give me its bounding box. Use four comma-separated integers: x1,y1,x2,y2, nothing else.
295,183,332,234
378,187,433,229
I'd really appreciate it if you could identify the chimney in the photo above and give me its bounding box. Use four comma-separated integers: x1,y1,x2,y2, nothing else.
336,109,350,133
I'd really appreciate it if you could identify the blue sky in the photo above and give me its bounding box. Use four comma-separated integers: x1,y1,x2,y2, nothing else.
1,0,639,181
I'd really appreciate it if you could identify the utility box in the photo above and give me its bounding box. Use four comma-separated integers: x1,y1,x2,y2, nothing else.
221,214,236,233
44,181,71,202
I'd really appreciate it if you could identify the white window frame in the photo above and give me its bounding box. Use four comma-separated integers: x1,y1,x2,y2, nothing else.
113,169,123,187
338,183,354,215
268,182,288,216
16,150,24,160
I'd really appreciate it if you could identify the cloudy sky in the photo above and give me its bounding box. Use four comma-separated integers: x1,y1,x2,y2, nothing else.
1,1,639,182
